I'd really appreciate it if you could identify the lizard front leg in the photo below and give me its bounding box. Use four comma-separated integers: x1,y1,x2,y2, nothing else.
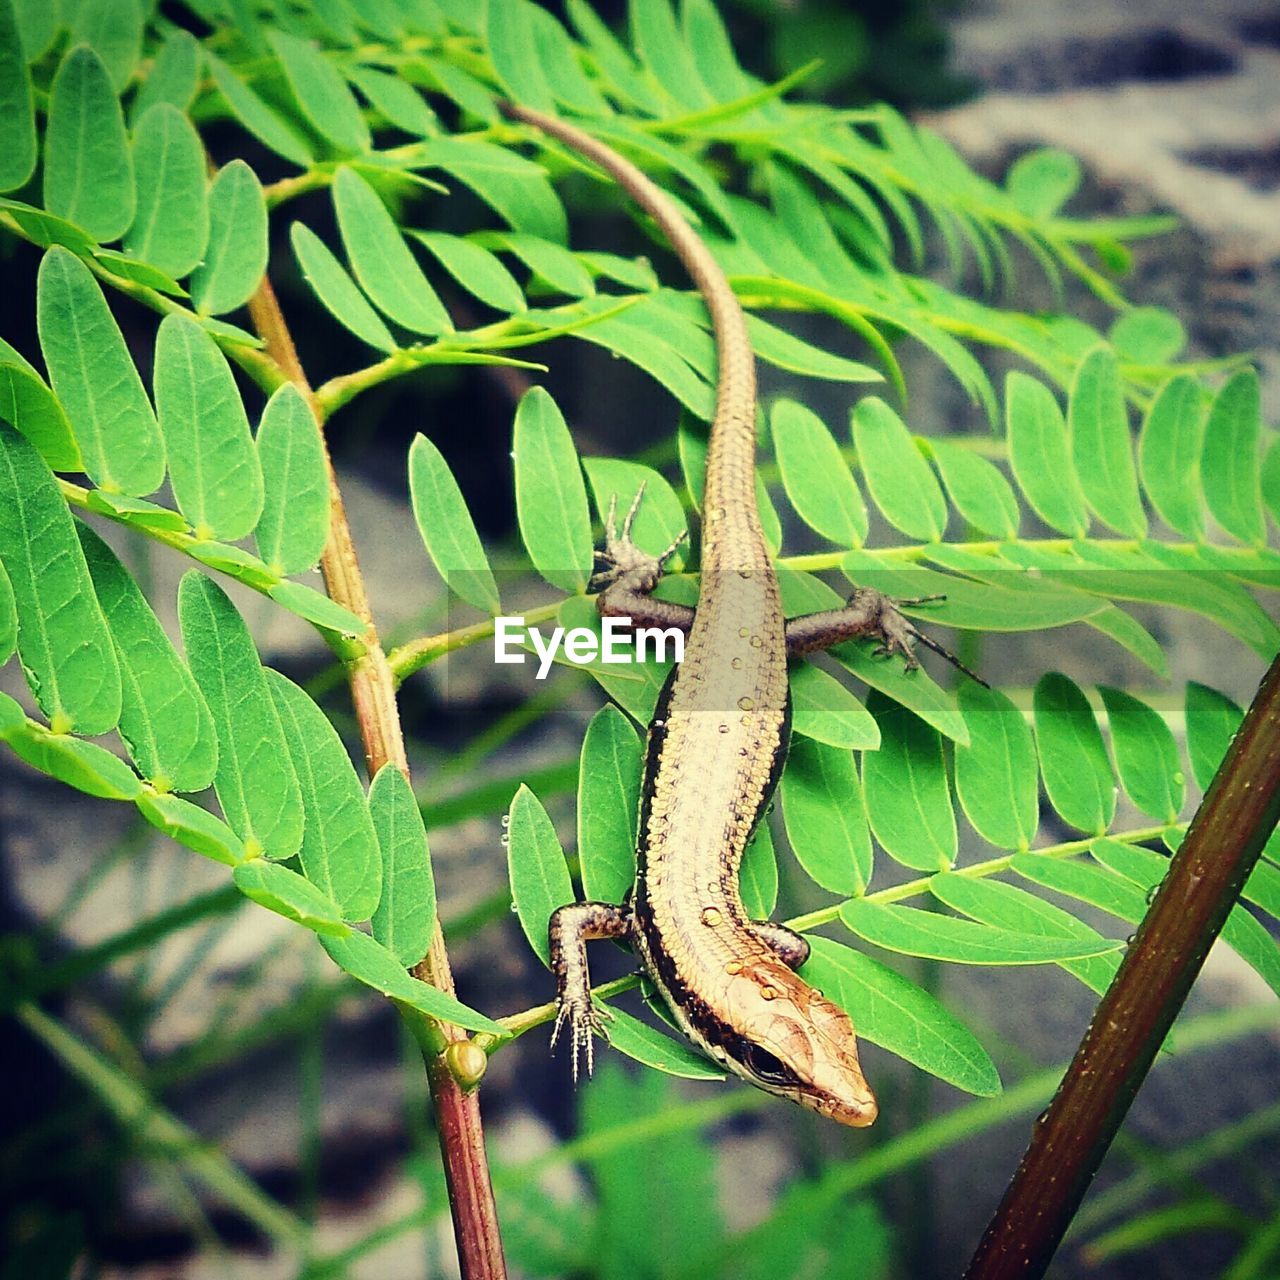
592,487,695,633
548,901,634,1081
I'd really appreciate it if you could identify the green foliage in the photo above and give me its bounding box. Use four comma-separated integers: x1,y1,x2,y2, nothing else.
0,3,1276,1275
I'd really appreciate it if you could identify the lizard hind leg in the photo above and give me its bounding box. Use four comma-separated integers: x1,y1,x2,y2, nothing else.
548,901,635,1082
785,587,986,687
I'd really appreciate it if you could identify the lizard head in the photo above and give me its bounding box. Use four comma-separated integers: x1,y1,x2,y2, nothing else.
719,961,878,1128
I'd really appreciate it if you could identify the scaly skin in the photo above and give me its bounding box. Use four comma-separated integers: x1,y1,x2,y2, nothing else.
502,102,877,1126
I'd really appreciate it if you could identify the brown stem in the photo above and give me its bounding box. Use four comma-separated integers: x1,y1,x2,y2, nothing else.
246,280,507,1280
965,654,1280,1280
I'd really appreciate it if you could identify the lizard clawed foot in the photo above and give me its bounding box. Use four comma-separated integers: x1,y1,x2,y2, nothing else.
590,484,688,594
852,588,987,688
550,992,614,1084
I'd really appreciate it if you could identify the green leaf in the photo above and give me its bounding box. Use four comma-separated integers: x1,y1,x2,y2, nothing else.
1012,849,1149,923
37,247,165,496
332,168,451,334
254,384,330,577
803,937,1001,1096
187,540,276,587
1091,838,1280,998
747,314,880,386
513,387,593,593
70,0,142,93
929,440,1020,540
788,661,879,750
604,1006,725,1080
190,161,268,316
488,231,593,297
321,930,504,1033
91,248,185,296
77,525,217,792
408,433,500,613
43,45,134,243
233,860,350,935
842,552,1101,634
740,820,778,920
577,704,642,905
839,898,1120,965
0,559,13,664
84,489,186,530
1262,435,1280,527
1138,374,1205,539
1033,672,1116,834
862,689,956,871
137,791,245,866
7,721,141,799
954,681,1038,852
268,29,370,154
0,689,21,736
1068,347,1146,538
408,230,525,315
408,137,567,243
0,354,82,471
178,573,304,861
369,764,436,967
1006,148,1080,218
267,670,381,922
0,0,36,193
1006,371,1089,537
1184,682,1241,792
125,105,209,280
528,3,611,117
0,424,120,735
582,457,687,570
773,399,867,547
1202,369,1265,544
487,0,555,111
206,51,314,167
347,65,438,137
630,0,711,109
266,581,365,636
154,314,264,541
130,29,201,122
929,873,1120,996
780,736,872,895
830,641,968,745
507,783,575,967
1098,685,1184,822
0,196,95,253
851,397,947,542
291,221,398,353
1109,307,1186,364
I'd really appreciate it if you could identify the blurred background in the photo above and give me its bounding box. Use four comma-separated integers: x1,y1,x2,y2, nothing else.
3,1,1280,1277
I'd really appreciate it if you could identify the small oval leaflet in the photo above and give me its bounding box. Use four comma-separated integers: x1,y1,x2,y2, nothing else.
369,764,437,969
507,783,575,968
0,422,121,735
179,573,304,861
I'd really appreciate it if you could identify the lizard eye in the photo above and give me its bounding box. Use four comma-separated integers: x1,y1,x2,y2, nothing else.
743,1044,802,1088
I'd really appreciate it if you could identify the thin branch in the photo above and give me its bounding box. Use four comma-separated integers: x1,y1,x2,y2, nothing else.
965,653,1280,1280
482,821,1180,1048
245,278,507,1280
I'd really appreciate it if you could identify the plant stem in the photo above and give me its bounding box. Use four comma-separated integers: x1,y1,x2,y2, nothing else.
245,278,506,1279
964,654,1280,1280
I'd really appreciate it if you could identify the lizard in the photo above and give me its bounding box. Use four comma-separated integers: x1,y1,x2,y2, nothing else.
500,102,974,1128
